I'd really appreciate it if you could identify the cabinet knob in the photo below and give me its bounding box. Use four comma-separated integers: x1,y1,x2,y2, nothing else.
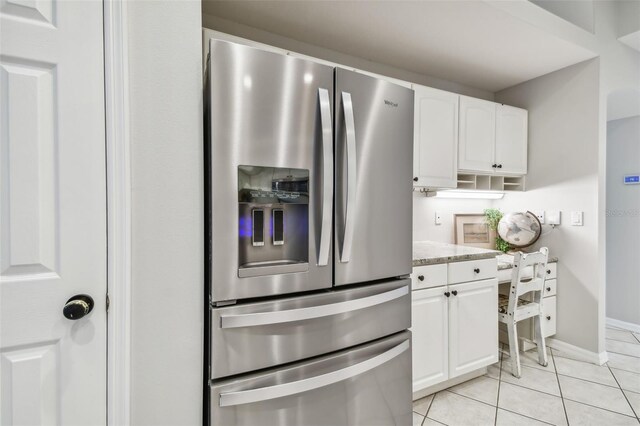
546,315,551,321
473,268,480,273
413,177,419,182
492,164,497,168
444,291,450,297
497,164,503,168
418,275,425,281
547,269,551,275
546,287,551,292
451,290,458,296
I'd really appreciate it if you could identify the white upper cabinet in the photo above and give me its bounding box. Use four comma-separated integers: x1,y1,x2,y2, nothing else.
413,85,459,188
459,97,528,176
458,96,496,173
495,104,528,174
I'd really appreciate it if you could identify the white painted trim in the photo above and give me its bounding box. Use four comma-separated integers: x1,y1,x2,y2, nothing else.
546,338,608,366
104,1,131,425
606,317,640,333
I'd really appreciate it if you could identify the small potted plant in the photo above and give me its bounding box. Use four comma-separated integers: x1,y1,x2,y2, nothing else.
484,208,510,253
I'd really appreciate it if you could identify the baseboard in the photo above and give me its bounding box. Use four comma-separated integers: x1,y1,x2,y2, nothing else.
607,317,640,333
546,338,608,365
412,368,486,401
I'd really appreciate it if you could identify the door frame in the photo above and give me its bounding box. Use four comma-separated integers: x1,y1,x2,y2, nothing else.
104,0,132,425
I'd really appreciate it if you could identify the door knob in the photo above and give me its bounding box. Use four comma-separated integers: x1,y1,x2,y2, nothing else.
63,295,94,320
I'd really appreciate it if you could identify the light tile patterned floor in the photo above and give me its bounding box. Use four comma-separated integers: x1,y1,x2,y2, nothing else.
413,326,640,425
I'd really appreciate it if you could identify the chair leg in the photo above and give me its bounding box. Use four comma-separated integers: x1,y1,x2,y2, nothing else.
507,320,521,378
534,314,549,367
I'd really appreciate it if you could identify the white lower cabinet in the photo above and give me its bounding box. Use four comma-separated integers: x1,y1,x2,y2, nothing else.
412,277,498,394
448,279,499,377
411,287,448,392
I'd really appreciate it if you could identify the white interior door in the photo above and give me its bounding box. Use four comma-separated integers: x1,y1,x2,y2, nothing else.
1,1,107,425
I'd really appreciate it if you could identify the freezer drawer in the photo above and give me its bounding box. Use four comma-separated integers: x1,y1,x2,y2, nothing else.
211,332,412,426
211,279,410,379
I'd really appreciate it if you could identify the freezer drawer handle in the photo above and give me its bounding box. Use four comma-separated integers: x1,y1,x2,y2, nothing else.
318,88,333,266
340,91,357,263
218,339,410,407
219,286,408,329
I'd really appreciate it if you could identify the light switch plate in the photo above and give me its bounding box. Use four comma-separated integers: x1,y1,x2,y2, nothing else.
548,211,561,225
571,211,583,226
534,211,545,224
435,211,442,225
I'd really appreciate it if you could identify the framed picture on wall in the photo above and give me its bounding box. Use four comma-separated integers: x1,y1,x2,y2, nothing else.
454,214,497,249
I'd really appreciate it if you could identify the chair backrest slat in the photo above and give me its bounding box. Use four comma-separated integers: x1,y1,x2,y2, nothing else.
509,247,549,306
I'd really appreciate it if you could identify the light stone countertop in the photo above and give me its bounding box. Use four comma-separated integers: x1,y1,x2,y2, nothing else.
412,241,501,267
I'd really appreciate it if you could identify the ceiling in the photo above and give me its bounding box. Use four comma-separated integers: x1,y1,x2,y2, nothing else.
202,0,597,92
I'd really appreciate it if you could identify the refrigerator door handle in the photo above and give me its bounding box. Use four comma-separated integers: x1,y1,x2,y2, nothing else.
219,285,408,329
218,339,409,407
318,88,333,266
341,91,357,263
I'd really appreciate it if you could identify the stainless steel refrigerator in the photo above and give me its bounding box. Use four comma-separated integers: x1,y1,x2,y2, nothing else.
205,38,414,425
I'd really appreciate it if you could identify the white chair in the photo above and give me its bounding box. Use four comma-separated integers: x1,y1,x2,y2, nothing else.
498,247,550,378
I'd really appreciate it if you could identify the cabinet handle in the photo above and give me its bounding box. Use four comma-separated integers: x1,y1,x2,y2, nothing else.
546,287,551,292
492,164,497,168
418,275,425,281
451,290,458,296
413,177,418,182
444,291,450,297
546,315,551,321
473,268,480,273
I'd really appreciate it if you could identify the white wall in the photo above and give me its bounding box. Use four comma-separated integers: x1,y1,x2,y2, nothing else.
202,14,495,101
413,194,494,244
127,1,204,424
494,59,602,353
530,0,595,33
606,116,640,327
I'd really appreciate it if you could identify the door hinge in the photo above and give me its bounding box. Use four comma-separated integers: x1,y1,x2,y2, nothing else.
106,293,110,313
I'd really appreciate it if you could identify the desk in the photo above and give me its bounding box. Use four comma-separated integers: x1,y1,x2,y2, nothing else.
496,255,558,351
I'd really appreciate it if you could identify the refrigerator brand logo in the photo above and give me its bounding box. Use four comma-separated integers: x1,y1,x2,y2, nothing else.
384,100,398,107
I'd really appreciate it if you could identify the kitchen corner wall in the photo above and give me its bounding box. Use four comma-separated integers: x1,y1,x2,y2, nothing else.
606,116,640,327
412,194,494,244
127,1,203,425
494,59,602,354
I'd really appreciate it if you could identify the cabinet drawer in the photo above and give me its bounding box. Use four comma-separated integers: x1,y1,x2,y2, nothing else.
448,258,497,284
545,263,557,280
411,264,447,290
544,279,557,298
541,296,557,337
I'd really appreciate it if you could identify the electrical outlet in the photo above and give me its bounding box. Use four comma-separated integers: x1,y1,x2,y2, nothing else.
534,211,545,224
548,211,561,226
435,211,442,225
571,211,583,226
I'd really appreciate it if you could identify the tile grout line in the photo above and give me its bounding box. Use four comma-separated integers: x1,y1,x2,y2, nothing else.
494,343,503,426
550,347,571,425
555,371,621,389
424,390,436,419
561,396,639,419
606,364,639,420
606,336,640,345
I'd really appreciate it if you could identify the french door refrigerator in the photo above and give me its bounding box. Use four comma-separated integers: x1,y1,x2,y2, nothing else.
205,38,414,426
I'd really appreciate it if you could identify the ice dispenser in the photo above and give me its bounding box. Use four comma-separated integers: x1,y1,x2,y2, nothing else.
237,165,309,278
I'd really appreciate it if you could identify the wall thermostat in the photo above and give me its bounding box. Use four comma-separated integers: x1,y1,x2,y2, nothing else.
624,174,639,185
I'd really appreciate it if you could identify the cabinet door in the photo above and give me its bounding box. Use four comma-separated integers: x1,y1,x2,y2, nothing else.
495,105,528,174
449,279,498,378
411,287,449,392
413,85,458,188
458,96,496,173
